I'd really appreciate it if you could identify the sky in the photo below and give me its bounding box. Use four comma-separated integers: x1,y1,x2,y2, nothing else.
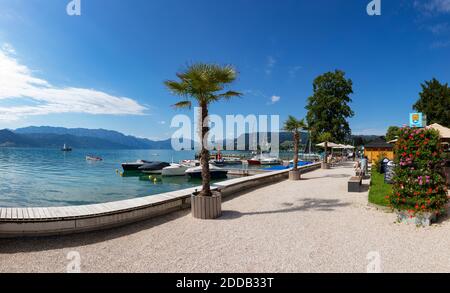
0,0,449,140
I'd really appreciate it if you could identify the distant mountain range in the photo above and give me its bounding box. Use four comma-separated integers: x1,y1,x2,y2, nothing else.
0,126,381,150
0,127,176,149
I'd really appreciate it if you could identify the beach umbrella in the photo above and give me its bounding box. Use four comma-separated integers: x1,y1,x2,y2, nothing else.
316,142,340,148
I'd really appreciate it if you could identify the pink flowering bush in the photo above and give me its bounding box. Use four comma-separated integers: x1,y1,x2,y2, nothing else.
387,127,448,216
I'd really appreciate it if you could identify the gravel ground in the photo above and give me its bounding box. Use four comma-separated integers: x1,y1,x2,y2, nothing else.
1,162,450,273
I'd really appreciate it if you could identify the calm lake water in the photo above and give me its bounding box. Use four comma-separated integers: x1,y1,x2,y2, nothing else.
0,148,245,208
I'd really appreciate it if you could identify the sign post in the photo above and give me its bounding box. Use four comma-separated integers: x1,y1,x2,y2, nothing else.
409,113,427,128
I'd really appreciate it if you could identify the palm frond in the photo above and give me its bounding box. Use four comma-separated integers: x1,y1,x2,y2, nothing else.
216,91,242,100
172,101,192,109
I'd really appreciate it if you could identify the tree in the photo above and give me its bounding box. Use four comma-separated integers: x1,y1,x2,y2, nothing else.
386,126,401,142
413,78,450,127
165,63,241,196
318,132,333,164
306,70,354,143
283,116,306,171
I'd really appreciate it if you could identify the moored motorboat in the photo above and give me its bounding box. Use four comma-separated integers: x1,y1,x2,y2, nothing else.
247,155,262,165
138,162,171,174
181,160,201,167
185,164,228,179
121,160,152,171
223,157,243,165
211,159,225,166
260,157,283,165
86,155,103,161
161,163,189,177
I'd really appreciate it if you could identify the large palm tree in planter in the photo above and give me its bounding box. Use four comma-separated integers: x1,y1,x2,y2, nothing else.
318,132,332,169
165,63,241,219
283,116,306,181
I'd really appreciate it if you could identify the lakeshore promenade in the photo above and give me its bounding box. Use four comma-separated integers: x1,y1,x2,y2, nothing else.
1,162,450,273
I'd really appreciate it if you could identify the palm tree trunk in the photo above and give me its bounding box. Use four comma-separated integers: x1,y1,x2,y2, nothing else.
200,103,212,196
293,131,299,171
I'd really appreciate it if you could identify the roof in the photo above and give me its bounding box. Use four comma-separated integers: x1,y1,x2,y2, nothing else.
365,138,393,149
428,123,450,139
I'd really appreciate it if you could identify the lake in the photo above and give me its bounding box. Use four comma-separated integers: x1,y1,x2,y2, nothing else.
0,148,242,208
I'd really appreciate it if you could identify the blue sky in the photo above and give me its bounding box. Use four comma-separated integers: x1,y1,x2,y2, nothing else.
0,0,449,140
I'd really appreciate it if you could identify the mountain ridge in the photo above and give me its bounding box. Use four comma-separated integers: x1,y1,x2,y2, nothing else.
0,127,175,149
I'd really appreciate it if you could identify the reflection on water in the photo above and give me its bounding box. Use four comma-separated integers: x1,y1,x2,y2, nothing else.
0,148,241,208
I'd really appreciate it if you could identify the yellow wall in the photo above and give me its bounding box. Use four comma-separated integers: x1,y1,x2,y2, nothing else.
364,148,394,164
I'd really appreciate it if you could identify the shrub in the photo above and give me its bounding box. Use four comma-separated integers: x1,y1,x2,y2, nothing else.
388,127,448,216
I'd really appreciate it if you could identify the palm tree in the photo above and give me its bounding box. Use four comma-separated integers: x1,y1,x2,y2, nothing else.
283,116,306,171
165,63,241,196
317,132,333,164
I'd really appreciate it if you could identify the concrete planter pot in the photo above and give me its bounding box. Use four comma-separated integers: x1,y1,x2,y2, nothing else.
396,210,438,227
321,162,330,169
289,170,301,181
191,191,222,220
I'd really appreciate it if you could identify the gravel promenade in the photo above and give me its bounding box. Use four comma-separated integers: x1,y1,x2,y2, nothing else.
1,162,450,273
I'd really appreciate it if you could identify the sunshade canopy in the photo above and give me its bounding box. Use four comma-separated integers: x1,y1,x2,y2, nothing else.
316,142,340,148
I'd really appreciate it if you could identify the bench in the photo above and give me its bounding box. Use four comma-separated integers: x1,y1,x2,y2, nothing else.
348,176,363,193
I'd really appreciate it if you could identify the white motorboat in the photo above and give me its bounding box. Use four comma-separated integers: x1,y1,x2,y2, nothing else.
161,163,189,177
185,164,228,179
138,162,171,174
223,157,243,165
180,160,201,167
260,157,283,165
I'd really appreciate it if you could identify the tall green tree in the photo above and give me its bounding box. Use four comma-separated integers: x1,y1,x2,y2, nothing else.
165,63,241,196
413,78,450,127
386,126,400,142
283,116,306,171
306,70,354,143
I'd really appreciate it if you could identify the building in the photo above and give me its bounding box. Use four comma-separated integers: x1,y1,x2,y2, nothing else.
429,123,450,151
364,138,394,164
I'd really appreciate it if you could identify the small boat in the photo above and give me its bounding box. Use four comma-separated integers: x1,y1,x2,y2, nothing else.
185,164,228,179
121,160,153,171
260,157,283,165
223,157,243,165
138,162,171,174
61,144,72,152
86,155,103,162
181,160,201,167
247,155,262,165
211,159,225,167
161,163,189,177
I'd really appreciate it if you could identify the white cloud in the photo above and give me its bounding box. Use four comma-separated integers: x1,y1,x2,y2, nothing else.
268,95,281,105
289,65,302,78
428,22,450,34
158,120,166,125
415,0,450,14
265,56,276,75
0,44,147,121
